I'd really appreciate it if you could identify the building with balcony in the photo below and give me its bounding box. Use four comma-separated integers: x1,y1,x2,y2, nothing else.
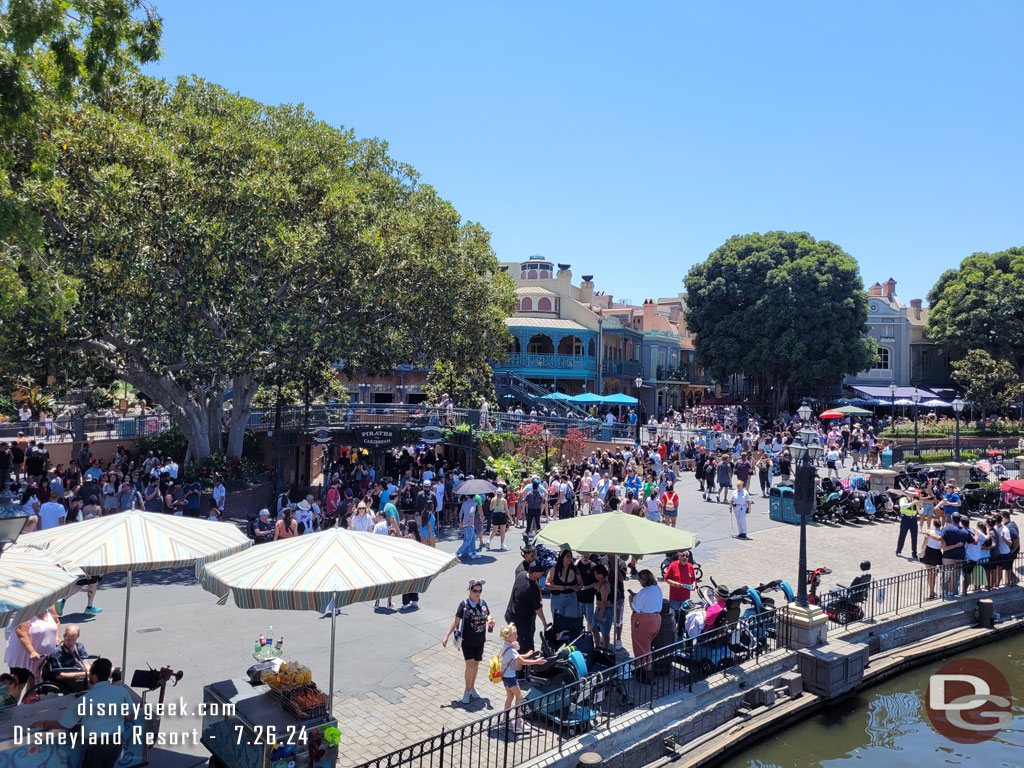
600,295,715,415
844,278,952,396
494,256,645,409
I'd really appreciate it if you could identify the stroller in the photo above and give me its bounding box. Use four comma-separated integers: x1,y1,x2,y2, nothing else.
523,631,602,735
961,483,1001,516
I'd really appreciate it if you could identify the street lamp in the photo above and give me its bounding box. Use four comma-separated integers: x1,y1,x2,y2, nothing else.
634,376,644,444
952,396,965,461
911,390,922,458
542,428,551,472
889,382,897,427
790,401,824,608
0,491,29,559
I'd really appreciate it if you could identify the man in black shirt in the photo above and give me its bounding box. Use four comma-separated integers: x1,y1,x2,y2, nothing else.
0,443,10,491
515,544,538,576
505,563,549,660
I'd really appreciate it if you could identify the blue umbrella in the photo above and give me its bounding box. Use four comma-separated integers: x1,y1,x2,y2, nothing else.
602,393,639,405
568,392,604,405
541,392,570,401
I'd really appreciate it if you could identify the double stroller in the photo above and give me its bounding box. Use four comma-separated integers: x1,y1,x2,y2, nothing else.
521,621,603,735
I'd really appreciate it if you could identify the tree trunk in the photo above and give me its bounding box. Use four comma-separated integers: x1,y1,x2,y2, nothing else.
227,374,258,458
207,390,224,456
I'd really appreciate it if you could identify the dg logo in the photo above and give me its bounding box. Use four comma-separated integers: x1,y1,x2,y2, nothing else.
926,658,1013,743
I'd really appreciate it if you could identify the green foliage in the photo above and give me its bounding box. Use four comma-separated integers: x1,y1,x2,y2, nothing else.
926,247,1024,372
476,430,519,451
422,360,502,410
0,394,16,420
184,452,264,490
251,364,347,408
135,423,187,463
11,384,54,417
684,232,875,403
2,75,513,461
484,453,544,486
951,350,1023,416
86,380,139,411
0,0,162,125
136,424,264,472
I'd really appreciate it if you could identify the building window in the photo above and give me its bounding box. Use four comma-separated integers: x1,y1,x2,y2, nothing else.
528,269,538,279
588,339,596,356
558,335,584,356
537,297,552,312
872,347,891,371
527,334,553,355
520,297,532,311
881,324,894,338
921,350,930,369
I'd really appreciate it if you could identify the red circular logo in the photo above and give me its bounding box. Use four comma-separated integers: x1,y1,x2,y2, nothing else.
926,657,1013,743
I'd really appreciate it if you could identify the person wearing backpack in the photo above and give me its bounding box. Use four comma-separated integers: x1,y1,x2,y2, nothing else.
496,624,545,734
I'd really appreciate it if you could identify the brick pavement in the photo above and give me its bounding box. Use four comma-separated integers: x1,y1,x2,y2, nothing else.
62,462,931,768
329,467,925,767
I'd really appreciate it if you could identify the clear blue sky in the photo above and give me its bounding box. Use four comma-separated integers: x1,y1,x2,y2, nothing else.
145,1,1024,306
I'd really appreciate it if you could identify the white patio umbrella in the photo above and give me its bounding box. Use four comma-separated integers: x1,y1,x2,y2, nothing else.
197,528,458,706
0,547,87,628
18,510,251,677
922,399,951,407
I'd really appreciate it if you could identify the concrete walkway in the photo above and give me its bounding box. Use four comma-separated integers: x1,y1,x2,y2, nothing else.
71,466,924,767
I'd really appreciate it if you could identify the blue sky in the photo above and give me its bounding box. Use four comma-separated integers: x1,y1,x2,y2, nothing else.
146,1,1024,306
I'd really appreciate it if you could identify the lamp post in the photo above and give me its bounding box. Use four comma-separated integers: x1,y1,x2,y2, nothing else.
542,428,551,472
952,396,965,461
0,491,29,559
634,375,643,444
911,390,922,458
889,382,897,428
791,401,824,608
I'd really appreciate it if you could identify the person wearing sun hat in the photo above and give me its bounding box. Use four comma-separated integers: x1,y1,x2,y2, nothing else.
702,584,731,632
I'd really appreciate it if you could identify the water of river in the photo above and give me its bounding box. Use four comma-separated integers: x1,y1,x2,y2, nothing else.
722,634,1023,767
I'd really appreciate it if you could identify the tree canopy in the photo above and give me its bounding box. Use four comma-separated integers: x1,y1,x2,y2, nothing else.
2,75,513,459
926,247,1024,373
683,231,875,408
951,350,1022,417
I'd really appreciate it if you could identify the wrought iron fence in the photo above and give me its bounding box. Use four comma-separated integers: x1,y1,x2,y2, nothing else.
351,609,782,768
834,550,1022,628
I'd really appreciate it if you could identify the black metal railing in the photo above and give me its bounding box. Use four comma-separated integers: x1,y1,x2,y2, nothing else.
833,551,1022,629
351,609,781,768
0,413,172,442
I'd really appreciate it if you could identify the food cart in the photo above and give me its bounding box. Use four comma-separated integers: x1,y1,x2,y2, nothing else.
202,647,339,768
0,687,147,768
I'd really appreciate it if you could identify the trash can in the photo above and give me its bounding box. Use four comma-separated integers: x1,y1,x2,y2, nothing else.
881,449,893,468
118,418,137,439
769,486,799,524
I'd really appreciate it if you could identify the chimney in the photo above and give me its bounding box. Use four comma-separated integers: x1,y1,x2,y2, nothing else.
883,278,896,299
910,298,922,320
579,275,594,305
868,283,882,297
642,299,656,329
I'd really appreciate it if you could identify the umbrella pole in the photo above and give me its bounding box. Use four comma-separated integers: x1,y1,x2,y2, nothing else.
121,571,132,684
328,591,338,711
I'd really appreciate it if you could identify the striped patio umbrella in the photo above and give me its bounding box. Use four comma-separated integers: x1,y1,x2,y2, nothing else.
19,510,251,678
197,528,458,706
0,547,87,628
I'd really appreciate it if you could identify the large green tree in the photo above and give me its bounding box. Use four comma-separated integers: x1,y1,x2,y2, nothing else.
926,247,1024,374
3,76,513,460
1,1,161,321
684,231,875,410
950,350,1022,419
